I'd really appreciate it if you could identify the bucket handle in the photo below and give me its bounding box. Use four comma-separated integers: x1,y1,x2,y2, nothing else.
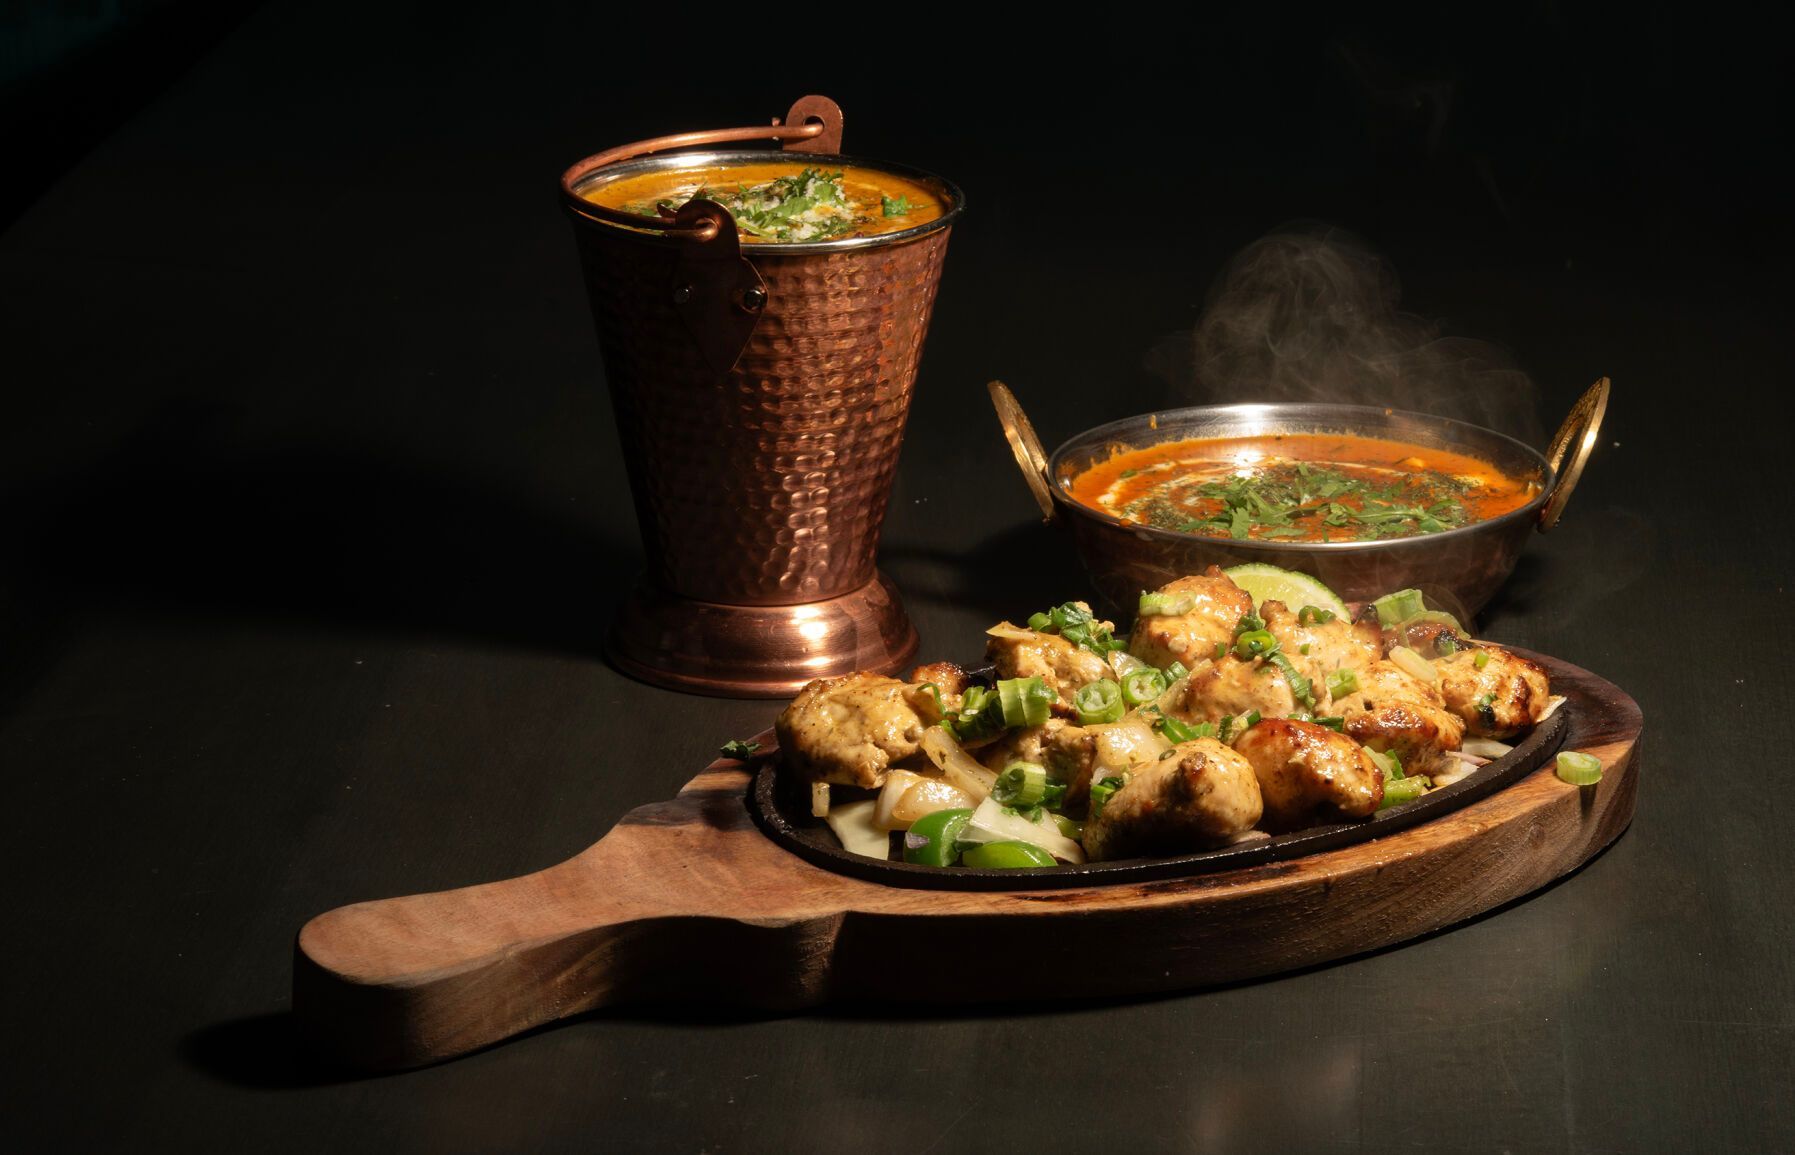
558,96,844,239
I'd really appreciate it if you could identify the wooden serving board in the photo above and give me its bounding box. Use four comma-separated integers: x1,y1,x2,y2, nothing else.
294,653,1640,1071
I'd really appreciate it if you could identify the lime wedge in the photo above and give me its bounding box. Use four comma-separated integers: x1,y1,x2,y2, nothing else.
1222,564,1349,618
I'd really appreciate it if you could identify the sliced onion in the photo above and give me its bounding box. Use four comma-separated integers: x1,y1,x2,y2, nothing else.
1226,829,1271,845
1461,737,1514,759
985,622,1038,642
960,796,1085,863
823,799,893,859
874,769,923,830
1539,694,1567,720
1107,649,1148,679
1430,764,1475,787
1389,645,1441,687
1089,713,1170,772
890,778,974,828
919,726,998,801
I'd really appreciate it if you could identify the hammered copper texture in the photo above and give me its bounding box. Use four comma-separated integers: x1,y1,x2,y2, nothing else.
573,223,950,606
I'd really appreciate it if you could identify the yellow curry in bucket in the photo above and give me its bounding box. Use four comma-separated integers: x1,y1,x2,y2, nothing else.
582,162,945,244
1067,433,1540,544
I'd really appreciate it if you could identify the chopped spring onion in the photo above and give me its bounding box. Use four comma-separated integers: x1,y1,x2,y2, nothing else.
1555,751,1603,785
1242,709,1262,728
1074,679,1126,725
1436,635,1458,656
1379,776,1429,808
1213,641,1227,660
1235,629,1278,658
1155,716,1208,744
997,676,1054,728
1327,668,1360,697
1216,714,1237,743
912,681,945,721
994,760,1049,807
1373,588,1427,626
1474,650,1491,670
1234,613,1266,636
1139,591,1196,616
951,685,1006,741
1121,668,1168,707
1389,645,1441,687
1296,605,1337,626
1369,748,1405,780
1267,652,1317,708
1089,774,1126,818
1165,661,1189,681
1025,601,1127,657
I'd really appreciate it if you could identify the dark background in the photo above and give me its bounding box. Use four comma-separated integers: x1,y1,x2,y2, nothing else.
3,2,1791,1151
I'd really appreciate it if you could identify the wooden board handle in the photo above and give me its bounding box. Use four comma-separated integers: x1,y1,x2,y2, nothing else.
293,767,834,1070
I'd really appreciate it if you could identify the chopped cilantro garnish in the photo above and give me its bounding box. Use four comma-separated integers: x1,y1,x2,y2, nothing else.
627,169,867,243
720,739,762,759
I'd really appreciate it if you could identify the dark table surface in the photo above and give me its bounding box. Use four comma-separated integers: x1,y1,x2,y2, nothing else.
6,4,1792,1151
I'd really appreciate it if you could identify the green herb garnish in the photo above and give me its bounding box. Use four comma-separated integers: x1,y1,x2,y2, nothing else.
720,739,761,759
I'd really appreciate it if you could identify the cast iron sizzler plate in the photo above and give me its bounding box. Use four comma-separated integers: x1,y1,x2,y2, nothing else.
750,705,1568,891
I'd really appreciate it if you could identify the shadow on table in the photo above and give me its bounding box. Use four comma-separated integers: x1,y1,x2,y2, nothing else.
0,399,639,720
184,828,1626,1087
181,1014,351,1090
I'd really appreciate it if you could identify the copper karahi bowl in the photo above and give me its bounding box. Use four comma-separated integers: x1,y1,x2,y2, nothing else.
992,379,1608,621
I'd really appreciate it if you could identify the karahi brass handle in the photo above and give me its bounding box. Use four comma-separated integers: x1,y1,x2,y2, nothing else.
988,380,1060,525
1537,376,1610,533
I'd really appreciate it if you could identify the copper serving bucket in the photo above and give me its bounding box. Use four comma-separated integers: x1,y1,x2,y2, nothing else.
991,378,1609,622
561,97,963,696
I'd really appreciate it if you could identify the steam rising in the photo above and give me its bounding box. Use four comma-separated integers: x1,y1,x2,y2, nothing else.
1149,224,1541,444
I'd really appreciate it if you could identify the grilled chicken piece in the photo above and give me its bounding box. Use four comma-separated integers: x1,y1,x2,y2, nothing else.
985,626,1109,712
1167,655,1311,724
1260,599,1381,694
1128,567,1255,670
906,661,972,721
977,719,1099,794
1435,645,1551,738
1083,737,1263,861
775,673,927,789
1337,660,1465,779
1232,718,1385,830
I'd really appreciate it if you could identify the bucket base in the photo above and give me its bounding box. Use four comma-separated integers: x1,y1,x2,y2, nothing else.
605,573,921,699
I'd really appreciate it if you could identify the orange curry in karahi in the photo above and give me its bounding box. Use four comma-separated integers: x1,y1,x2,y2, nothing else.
1067,433,1539,543
583,162,944,244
